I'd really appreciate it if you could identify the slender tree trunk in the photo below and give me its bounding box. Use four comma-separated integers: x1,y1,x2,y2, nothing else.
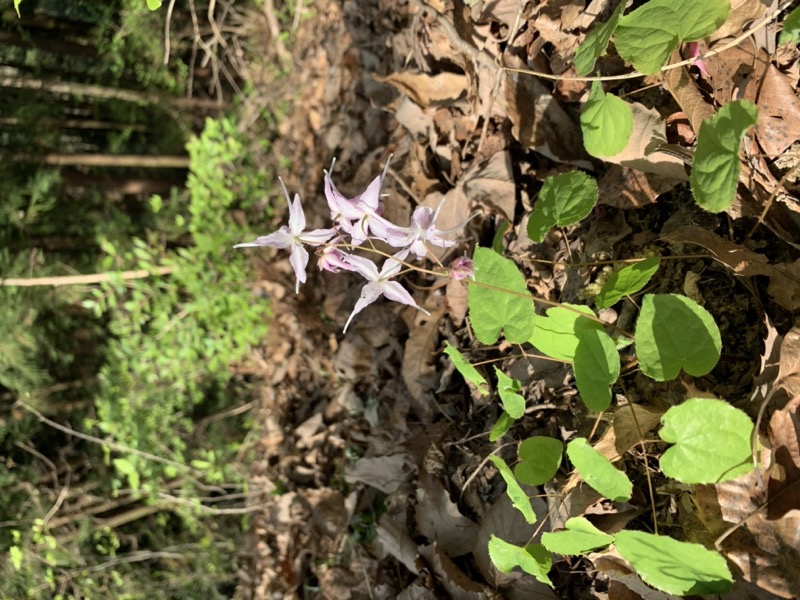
14,154,191,168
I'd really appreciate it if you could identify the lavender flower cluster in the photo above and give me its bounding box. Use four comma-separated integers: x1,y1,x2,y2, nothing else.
235,159,473,331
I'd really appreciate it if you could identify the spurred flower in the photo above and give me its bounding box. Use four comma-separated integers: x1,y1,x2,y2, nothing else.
383,203,459,258
342,251,429,332
235,181,334,293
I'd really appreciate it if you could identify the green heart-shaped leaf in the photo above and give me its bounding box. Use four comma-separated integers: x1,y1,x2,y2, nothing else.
573,329,620,412
515,436,563,486
541,517,614,555
635,294,721,381
659,398,754,483
566,437,632,501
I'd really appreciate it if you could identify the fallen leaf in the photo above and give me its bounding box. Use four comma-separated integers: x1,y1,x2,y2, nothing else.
767,396,800,520
415,470,479,557
663,53,716,135
446,278,469,326
376,71,468,108
662,225,800,312
345,454,412,494
775,325,800,399
693,466,800,598
601,102,689,180
709,0,770,42
757,65,800,157
402,297,447,422
597,165,682,208
461,150,517,221
418,543,487,599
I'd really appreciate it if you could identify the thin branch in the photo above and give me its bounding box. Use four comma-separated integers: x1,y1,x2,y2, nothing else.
1,266,174,287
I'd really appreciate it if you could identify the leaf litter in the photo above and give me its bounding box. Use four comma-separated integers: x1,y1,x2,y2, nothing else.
235,1,800,599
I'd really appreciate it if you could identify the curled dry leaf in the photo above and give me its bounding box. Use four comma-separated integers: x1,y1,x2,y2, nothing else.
663,52,716,135
767,395,800,520
756,65,800,157
376,71,469,108
708,0,770,42
693,461,800,598
415,470,479,557
662,225,800,312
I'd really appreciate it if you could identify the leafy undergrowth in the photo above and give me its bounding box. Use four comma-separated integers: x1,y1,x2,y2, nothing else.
238,1,800,599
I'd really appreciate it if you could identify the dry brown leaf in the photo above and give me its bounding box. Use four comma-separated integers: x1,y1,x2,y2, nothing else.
597,165,682,208
479,0,524,29
609,404,664,461
662,225,800,312
415,470,479,557
709,0,770,42
767,396,800,520
693,467,800,598
701,42,768,106
592,553,683,600
775,326,800,399
374,513,419,574
503,54,592,168
663,56,716,135
418,543,487,600
756,65,800,157
461,150,517,221
402,297,447,421
446,278,469,326
376,71,468,108
345,454,412,494
601,102,689,180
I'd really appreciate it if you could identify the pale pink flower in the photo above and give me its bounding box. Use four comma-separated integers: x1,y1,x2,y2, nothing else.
342,251,429,332
383,202,459,258
235,181,334,293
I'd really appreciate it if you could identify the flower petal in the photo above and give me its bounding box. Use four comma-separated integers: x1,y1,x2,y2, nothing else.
288,193,306,234
289,243,309,294
299,227,336,245
343,254,381,281
234,228,294,249
343,282,382,332
380,281,430,316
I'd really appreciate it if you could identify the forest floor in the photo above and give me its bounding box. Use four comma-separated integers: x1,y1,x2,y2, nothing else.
234,1,800,599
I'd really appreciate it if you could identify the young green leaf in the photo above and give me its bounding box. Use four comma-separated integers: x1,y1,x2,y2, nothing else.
566,437,632,501
492,220,510,254
14,0,23,17
595,256,660,309
581,81,633,157
488,455,537,524
541,517,614,555
659,398,754,483
573,0,626,75
495,368,526,419
468,247,536,345
529,305,602,362
147,0,163,9
573,329,620,412
691,99,758,212
615,0,730,74
527,171,598,242
515,436,563,486
635,294,721,381
614,531,733,595
443,341,489,396
490,411,516,442
113,458,141,491
488,536,554,587
779,5,800,45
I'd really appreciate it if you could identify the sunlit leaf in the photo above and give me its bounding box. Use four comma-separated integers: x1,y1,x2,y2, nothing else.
443,341,489,396
488,455,536,524
146,0,163,9
779,5,800,45
573,329,619,412
691,100,758,213
468,247,535,344
595,256,660,309
529,304,601,362
495,368,525,419
541,517,614,555
659,398,754,483
615,0,729,74
488,536,553,587
515,436,563,486
614,531,733,595
574,0,626,75
527,171,598,242
566,437,632,501
581,81,633,157
635,294,721,381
